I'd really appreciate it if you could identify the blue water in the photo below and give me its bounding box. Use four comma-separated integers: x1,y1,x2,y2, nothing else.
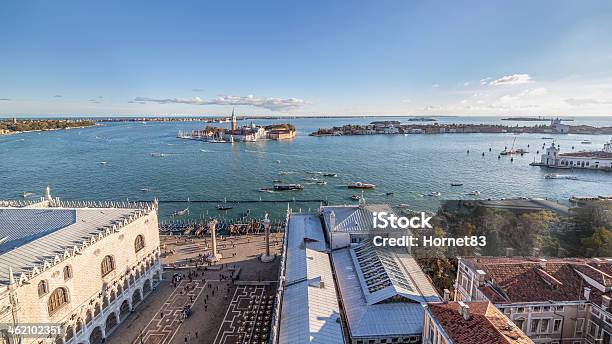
1,116,611,220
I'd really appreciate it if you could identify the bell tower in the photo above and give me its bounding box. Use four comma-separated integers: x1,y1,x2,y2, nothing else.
231,108,237,131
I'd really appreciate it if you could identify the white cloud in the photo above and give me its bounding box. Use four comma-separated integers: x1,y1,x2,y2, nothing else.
53,94,63,98
489,74,533,86
565,98,612,106
133,94,306,111
431,84,440,88
463,81,470,87
479,77,491,86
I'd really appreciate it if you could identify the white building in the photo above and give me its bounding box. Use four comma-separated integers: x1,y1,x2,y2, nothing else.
0,193,162,344
538,140,612,170
550,118,570,134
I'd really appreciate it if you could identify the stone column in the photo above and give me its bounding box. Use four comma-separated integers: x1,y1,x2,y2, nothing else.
208,219,222,262
260,213,274,262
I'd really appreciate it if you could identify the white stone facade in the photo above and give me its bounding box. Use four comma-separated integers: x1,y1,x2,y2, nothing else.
0,203,163,344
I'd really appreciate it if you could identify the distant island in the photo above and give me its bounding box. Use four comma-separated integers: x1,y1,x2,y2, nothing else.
0,118,96,135
501,116,574,121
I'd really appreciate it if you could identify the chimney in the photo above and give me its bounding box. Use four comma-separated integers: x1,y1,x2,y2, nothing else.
457,301,470,321
602,295,611,309
443,289,450,302
476,270,487,286
583,287,591,301
505,248,514,257
539,258,547,269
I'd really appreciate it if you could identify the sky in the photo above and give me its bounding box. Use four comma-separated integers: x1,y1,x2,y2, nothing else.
1,0,612,117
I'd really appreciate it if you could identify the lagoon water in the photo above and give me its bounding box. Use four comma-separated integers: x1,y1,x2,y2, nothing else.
1,116,612,220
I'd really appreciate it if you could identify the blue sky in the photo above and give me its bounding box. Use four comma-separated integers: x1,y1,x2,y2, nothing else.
1,0,612,116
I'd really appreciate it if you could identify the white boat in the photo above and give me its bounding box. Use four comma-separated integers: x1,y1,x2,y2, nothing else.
348,181,376,189
150,153,166,157
172,208,189,216
545,174,577,180
258,188,275,193
467,191,481,196
99,161,107,165
428,192,441,197
21,192,33,198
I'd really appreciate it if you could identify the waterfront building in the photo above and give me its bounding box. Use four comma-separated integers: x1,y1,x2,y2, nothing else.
423,300,534,344
267,129,296,140
0,191,162,344
278,213,344,344
454,256,612,344
550,118,570,134
537,140,612,170
224,121,267,142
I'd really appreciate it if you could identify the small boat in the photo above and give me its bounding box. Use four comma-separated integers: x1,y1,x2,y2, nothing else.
276,160,281,163
467,191,481,196
306,171,323,175
581,140,592,144
21,192,33,198
150,153,166,157
172,208,189,216
351,194,361,201
272,179,283,183
315,180,327,185
428,192,442,197
141,188,152,192
99,161,107,165
208,139,228,143
348,181,376,189
217,203,233,210
322,173,337,177
273,183,304,191
277,171,295,175
217,198,233,210
303,177,321,182
542,137,554,140
258,188,275,193
450,183,463,187
545,174,577,180
386,192,394,196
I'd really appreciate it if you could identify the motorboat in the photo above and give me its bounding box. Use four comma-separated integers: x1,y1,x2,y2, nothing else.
141,188,152,192
99,161,107,165
315,180,327,185
21,192,33,198
428,192,441,197
273,183,304,191
322,173,337,177
172,208,189,216
467,191,481,196
303,177,321,182
351,194,361,201
348,181,376,189
217,198,233,210
386,192,394,196
150,153,167,157
545,174,577,180
450,183,463,187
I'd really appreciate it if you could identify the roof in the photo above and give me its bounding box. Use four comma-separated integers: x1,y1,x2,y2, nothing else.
559,151,612,159
461,257,612,304
332,243,439,338
0,206,144,286
321,204,394,234
279,214,344,344
427,301,534,344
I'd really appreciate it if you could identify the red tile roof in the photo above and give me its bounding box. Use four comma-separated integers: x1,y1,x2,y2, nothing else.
462,257,612,303
427,301,533,344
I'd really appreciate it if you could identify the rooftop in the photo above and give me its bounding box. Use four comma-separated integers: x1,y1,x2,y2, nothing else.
332,243,439,338
321,203,394,234
427,301,534,344
0,202,153,286
279,214,344,344
461,257,612,305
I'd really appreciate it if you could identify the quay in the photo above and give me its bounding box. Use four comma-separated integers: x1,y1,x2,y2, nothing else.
138,198,328,204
